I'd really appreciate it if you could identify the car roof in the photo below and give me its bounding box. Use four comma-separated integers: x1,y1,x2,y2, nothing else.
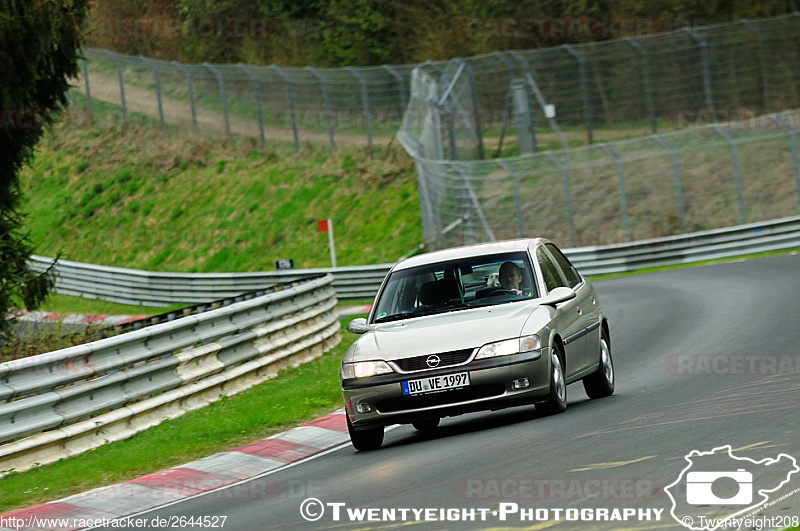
393,238,547,271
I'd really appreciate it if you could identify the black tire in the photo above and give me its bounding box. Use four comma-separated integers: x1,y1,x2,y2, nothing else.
411,418,440,431
347,415,384,451
583,329,615,399
536,345,567,416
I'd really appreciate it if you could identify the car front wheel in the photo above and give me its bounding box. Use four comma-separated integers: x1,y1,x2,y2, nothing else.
347,415,384,451
536,346,567,416
583,331,614,399
412,418,440,431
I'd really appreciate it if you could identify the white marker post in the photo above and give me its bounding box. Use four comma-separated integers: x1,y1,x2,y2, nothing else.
317,218,337,268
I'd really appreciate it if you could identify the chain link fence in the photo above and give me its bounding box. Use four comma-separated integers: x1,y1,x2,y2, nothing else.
74,14,800,155
76,48,418,151
411,109,800,248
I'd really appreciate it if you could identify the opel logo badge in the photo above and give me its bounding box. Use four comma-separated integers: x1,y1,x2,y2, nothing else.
426,355,441,368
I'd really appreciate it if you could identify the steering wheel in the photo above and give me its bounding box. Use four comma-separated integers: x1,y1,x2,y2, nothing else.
485,288,516,296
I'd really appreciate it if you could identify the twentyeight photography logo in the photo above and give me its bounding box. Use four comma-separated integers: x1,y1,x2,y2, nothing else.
665,445,799,530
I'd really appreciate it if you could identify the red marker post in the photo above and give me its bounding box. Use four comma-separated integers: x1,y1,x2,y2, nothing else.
317,218,337,268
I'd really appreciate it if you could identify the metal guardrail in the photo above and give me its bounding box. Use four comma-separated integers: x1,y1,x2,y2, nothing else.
29,216,800,309
0,274,338,474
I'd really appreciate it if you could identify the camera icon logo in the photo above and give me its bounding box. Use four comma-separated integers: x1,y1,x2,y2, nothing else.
686,469,753,505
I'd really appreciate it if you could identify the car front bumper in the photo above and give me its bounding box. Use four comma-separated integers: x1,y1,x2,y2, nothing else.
341,348,552,430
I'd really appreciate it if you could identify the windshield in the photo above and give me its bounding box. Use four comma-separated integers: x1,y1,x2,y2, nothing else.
371,252,538,324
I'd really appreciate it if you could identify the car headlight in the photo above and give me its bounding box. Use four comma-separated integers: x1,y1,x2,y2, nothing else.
341,360,394,379
475,335,541,359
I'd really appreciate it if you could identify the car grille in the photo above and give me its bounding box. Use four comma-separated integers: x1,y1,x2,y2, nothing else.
376,384,505,413
392,348,475,372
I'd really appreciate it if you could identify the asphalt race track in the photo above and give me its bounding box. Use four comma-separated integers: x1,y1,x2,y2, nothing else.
93,254,800,530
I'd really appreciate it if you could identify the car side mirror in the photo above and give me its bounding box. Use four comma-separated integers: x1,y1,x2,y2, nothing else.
540,286,577,306
346,317,368,334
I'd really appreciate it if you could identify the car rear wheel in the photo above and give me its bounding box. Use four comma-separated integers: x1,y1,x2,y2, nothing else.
536,346,567,416
583,330,614,399
412,418,440,431
347,415,384,451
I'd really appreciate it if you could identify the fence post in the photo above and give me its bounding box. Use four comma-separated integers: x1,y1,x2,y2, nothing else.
682,27,714,110
492,52,518,157
139,57,165,131
712,126,747,224
346,67,373,155
454,59,485,159
381,65,407,112
306,67,336,151
511,80,536,154
769,115,800,213
238,64,265,147
508,50,568,149
497,160,524,237
203,63,230,136
624,37,656,134
544,152,578,245
651,134,687,232
740,20,770,109
598,143,632,241
270,65,299,151
562,44,593,144
171,61,197,129
81,58,93,117
103,50,127,123
447,163,496,244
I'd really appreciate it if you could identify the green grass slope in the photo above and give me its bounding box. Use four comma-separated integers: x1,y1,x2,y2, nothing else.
20,117,421,272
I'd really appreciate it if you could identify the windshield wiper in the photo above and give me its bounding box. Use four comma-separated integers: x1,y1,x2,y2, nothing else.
373,311,415,323
414,302,468,317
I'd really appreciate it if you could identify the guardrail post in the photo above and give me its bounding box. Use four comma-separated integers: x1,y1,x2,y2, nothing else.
563,44,593,144
103,50,127,123
497,160,524,237
171,61,197,129
712,126,747,224
270,65,299,151
381,65,407,113
203,63,230,136
770,115,800,213
682,27,714,110
81,58,93,117
651,134,687,232
306,67,336,151
599,143,632,241
544,152,578,245
624,37,656,134
139,57,165,131
239,64,265,147
346,67,373,155
740,20,771,109
508,50,568,149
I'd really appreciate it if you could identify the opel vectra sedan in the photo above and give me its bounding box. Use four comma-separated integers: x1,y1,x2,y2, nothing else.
340,239,614,450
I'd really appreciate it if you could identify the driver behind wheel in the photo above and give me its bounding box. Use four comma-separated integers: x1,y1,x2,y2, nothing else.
499,261,523,295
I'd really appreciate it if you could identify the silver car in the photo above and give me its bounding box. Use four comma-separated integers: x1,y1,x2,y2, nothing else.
341,239,614,450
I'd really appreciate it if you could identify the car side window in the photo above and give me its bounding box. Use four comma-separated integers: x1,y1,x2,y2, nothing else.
536,247,566,293
545,243,582,289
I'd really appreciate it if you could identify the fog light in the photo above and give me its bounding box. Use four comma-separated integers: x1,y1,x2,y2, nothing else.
512,378,530,389
356,403,372,413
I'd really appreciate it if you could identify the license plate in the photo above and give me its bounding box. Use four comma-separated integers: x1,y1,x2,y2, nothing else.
402,372,470,395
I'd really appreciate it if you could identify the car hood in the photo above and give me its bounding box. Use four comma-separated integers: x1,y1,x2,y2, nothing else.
346,302,548,362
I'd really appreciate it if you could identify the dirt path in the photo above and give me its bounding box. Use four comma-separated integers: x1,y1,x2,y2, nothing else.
73,73,655,151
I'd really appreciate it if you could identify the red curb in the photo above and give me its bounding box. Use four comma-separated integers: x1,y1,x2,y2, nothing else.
129,468,236,497
301,412,347,432
233,438,319,463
